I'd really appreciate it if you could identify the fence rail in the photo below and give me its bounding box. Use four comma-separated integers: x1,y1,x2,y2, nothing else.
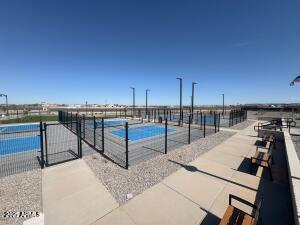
58,110,225,168
0,108,247,176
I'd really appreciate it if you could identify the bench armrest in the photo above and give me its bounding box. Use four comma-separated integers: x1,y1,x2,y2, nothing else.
256,145,268,151
229,194,257,210
251,155,269,163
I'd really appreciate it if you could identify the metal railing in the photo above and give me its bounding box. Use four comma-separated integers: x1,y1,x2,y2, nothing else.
58,110,221,169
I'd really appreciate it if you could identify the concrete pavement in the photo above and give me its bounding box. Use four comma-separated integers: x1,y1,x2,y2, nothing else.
91,122,262,225
42,159,118,225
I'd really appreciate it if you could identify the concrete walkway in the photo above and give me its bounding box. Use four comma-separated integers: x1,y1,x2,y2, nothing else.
43,159,118,225
91,122,262,225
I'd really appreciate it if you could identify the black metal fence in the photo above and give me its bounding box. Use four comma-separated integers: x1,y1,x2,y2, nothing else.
228,109,247,127
57,110,222,169
0,108,247,177
0,123,41,177
0,120,84,177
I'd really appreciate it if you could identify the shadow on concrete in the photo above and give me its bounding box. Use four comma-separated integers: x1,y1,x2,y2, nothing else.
236,157,252,174
168,160,258,192
199,208,220,225
168,130,295,225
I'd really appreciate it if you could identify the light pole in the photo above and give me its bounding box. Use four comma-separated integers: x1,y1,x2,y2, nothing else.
130,87,135,118
191,82,197,118
176,77,183,121
0,93,8,116
146,89,150,118
222,94,225,118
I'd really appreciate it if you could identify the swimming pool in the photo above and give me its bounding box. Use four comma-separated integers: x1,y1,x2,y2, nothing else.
0,136,40,156
111,125,174,141
0,124,39,134
95,120,127,127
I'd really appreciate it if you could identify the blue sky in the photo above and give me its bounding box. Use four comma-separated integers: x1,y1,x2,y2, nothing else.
0,0,299,105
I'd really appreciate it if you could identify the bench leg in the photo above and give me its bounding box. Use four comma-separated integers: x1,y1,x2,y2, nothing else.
269,167,273,181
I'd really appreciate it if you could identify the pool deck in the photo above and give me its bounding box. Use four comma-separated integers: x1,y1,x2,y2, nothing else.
40,120,293,225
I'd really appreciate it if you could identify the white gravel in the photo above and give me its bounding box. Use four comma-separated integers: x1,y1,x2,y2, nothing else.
0,169,42,225
84,130,236,205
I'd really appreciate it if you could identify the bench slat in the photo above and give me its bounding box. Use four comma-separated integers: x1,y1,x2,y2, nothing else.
251,151,269,167
219,205,254,225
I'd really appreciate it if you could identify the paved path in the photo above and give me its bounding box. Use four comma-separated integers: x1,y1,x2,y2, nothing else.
91,122,262,225
42,159,118,225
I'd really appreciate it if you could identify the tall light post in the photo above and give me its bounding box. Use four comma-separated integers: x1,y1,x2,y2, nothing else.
176,77,183,121
146,89,150,118
222,94,225,118
0,93,8,116
191,82,197,118
130,87,135,117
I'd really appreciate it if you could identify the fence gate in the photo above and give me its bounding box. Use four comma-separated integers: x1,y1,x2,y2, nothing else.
43,122,82,167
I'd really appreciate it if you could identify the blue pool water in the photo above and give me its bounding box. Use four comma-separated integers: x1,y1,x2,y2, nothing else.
111,125,174,141
0,124,39,133
0,136,40,156
96,120,127,127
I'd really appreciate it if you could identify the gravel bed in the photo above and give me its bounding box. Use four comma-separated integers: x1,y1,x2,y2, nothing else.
0,169,42,225
291,135,300,161
84,130,236,205
229,120,255,130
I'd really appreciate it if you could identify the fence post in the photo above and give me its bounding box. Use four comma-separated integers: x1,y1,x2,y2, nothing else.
188,115,191,144
102,118,105,152
44,123,48,166
240,110,242,123
214,113,217,133
93,116,96,147
125,122,129,169
203,115,206,138
218,113,221,132
39,122,44,169
78,118,82,158
70,112,73,130
83,114,86,139
200,112,203,129
66,112,69,127
165,119,168,154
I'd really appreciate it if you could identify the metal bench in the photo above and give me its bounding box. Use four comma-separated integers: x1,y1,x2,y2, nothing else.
251,138,274,180
219,194,262,225
261,134,275,150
